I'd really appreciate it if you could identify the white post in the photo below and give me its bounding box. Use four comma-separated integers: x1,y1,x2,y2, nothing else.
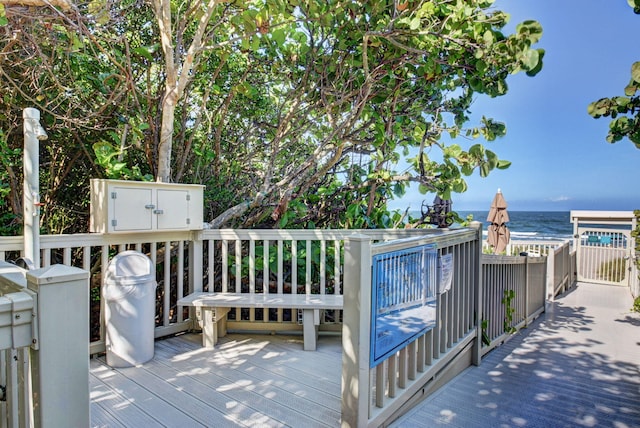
189,233,203,293
546,247,556,311
23,108,47,269
27,264,89,428
470,221,483,366
341,234,372,428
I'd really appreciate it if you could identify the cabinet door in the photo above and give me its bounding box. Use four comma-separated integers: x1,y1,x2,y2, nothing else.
156,189,190,230
111,186,154,231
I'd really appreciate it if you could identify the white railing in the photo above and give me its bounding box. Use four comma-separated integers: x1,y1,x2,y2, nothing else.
0,261,89,428
483,239,568,256
341,225,483,428
0,225,578,427
0,229,439,355
481,254,547,353
547,240,575,300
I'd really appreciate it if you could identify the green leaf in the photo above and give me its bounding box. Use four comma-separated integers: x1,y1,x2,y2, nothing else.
525,49,545,77
631,61,640,83
516,20,543,45
520,48,539,71
497,160,511,169
476,59,487,74
409,17,421,30
0,4,7,26
483,30,494,46
133,46,155,61
272,29,286,46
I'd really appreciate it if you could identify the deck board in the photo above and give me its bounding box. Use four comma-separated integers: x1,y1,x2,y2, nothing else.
91,332,342,427
391,282,640,428
91,282,640,428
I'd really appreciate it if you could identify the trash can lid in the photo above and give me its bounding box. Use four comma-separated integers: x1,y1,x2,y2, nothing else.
105,250,155,285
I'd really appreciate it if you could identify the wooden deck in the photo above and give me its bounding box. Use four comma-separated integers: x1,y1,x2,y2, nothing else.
90,332,342,427
90,282,640,428
391,282,640,427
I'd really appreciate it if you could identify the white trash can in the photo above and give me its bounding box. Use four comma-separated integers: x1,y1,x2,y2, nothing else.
103,251,157,367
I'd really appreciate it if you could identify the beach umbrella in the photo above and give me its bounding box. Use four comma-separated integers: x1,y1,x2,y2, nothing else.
487,189,510,254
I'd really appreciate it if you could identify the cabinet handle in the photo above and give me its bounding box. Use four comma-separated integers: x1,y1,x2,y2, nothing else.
153,209,164,215
145,204,155,209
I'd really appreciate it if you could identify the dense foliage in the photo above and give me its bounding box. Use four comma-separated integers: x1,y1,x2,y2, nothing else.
0,0,544,234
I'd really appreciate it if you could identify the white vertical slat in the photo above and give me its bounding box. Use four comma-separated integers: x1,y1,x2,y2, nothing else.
63,247,71,265
375,363,385,408
407,341,416,381
263,240,269,321
100,245,109,343
387,354,397,398
221,240,228,292
177,240,184,323
277,240,283,294
150,242,157,268
320,239,326,294
398,347,407,390
334,240,340,294
163,241,171,327
417,335,425,373
291,240,298,294
249,240,256,322
447,284,453,349
263,240,269,294
42,249,51,267
235,240,242,293
277,240,283,323
82,246,91,272
425,320,433,366
249,240,255,293
305,240,311,294
207,239,214,291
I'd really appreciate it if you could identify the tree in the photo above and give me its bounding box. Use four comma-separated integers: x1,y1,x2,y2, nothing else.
587,0,640,148
0,0,545,232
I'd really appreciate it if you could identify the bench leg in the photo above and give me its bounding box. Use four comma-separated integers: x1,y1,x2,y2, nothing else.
201,307,217,348
302,309,320,351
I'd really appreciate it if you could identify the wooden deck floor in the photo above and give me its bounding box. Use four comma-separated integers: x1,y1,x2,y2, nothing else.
91,282,640,428
391,282,640,428
90,332,342,427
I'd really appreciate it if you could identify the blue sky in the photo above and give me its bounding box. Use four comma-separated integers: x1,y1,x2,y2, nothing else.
391,0,640,212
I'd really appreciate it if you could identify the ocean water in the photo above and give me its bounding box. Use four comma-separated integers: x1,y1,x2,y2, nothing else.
457,211,572,241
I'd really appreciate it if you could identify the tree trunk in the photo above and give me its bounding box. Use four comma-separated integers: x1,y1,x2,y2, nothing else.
157,92,176,182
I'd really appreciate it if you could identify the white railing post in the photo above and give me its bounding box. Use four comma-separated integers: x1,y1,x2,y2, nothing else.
341,234,372,428
27,265,89,428
190,233,203,294
470,221,483,366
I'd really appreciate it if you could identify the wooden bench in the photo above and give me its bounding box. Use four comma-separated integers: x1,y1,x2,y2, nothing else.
177,292,343,351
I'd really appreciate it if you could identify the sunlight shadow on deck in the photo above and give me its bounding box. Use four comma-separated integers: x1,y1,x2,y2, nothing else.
91,332,343,427
391,283,640,428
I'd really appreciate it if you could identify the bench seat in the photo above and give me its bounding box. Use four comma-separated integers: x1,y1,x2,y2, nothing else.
178,292,343,350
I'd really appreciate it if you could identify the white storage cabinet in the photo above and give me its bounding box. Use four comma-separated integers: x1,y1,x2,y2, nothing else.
90,179,204,233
